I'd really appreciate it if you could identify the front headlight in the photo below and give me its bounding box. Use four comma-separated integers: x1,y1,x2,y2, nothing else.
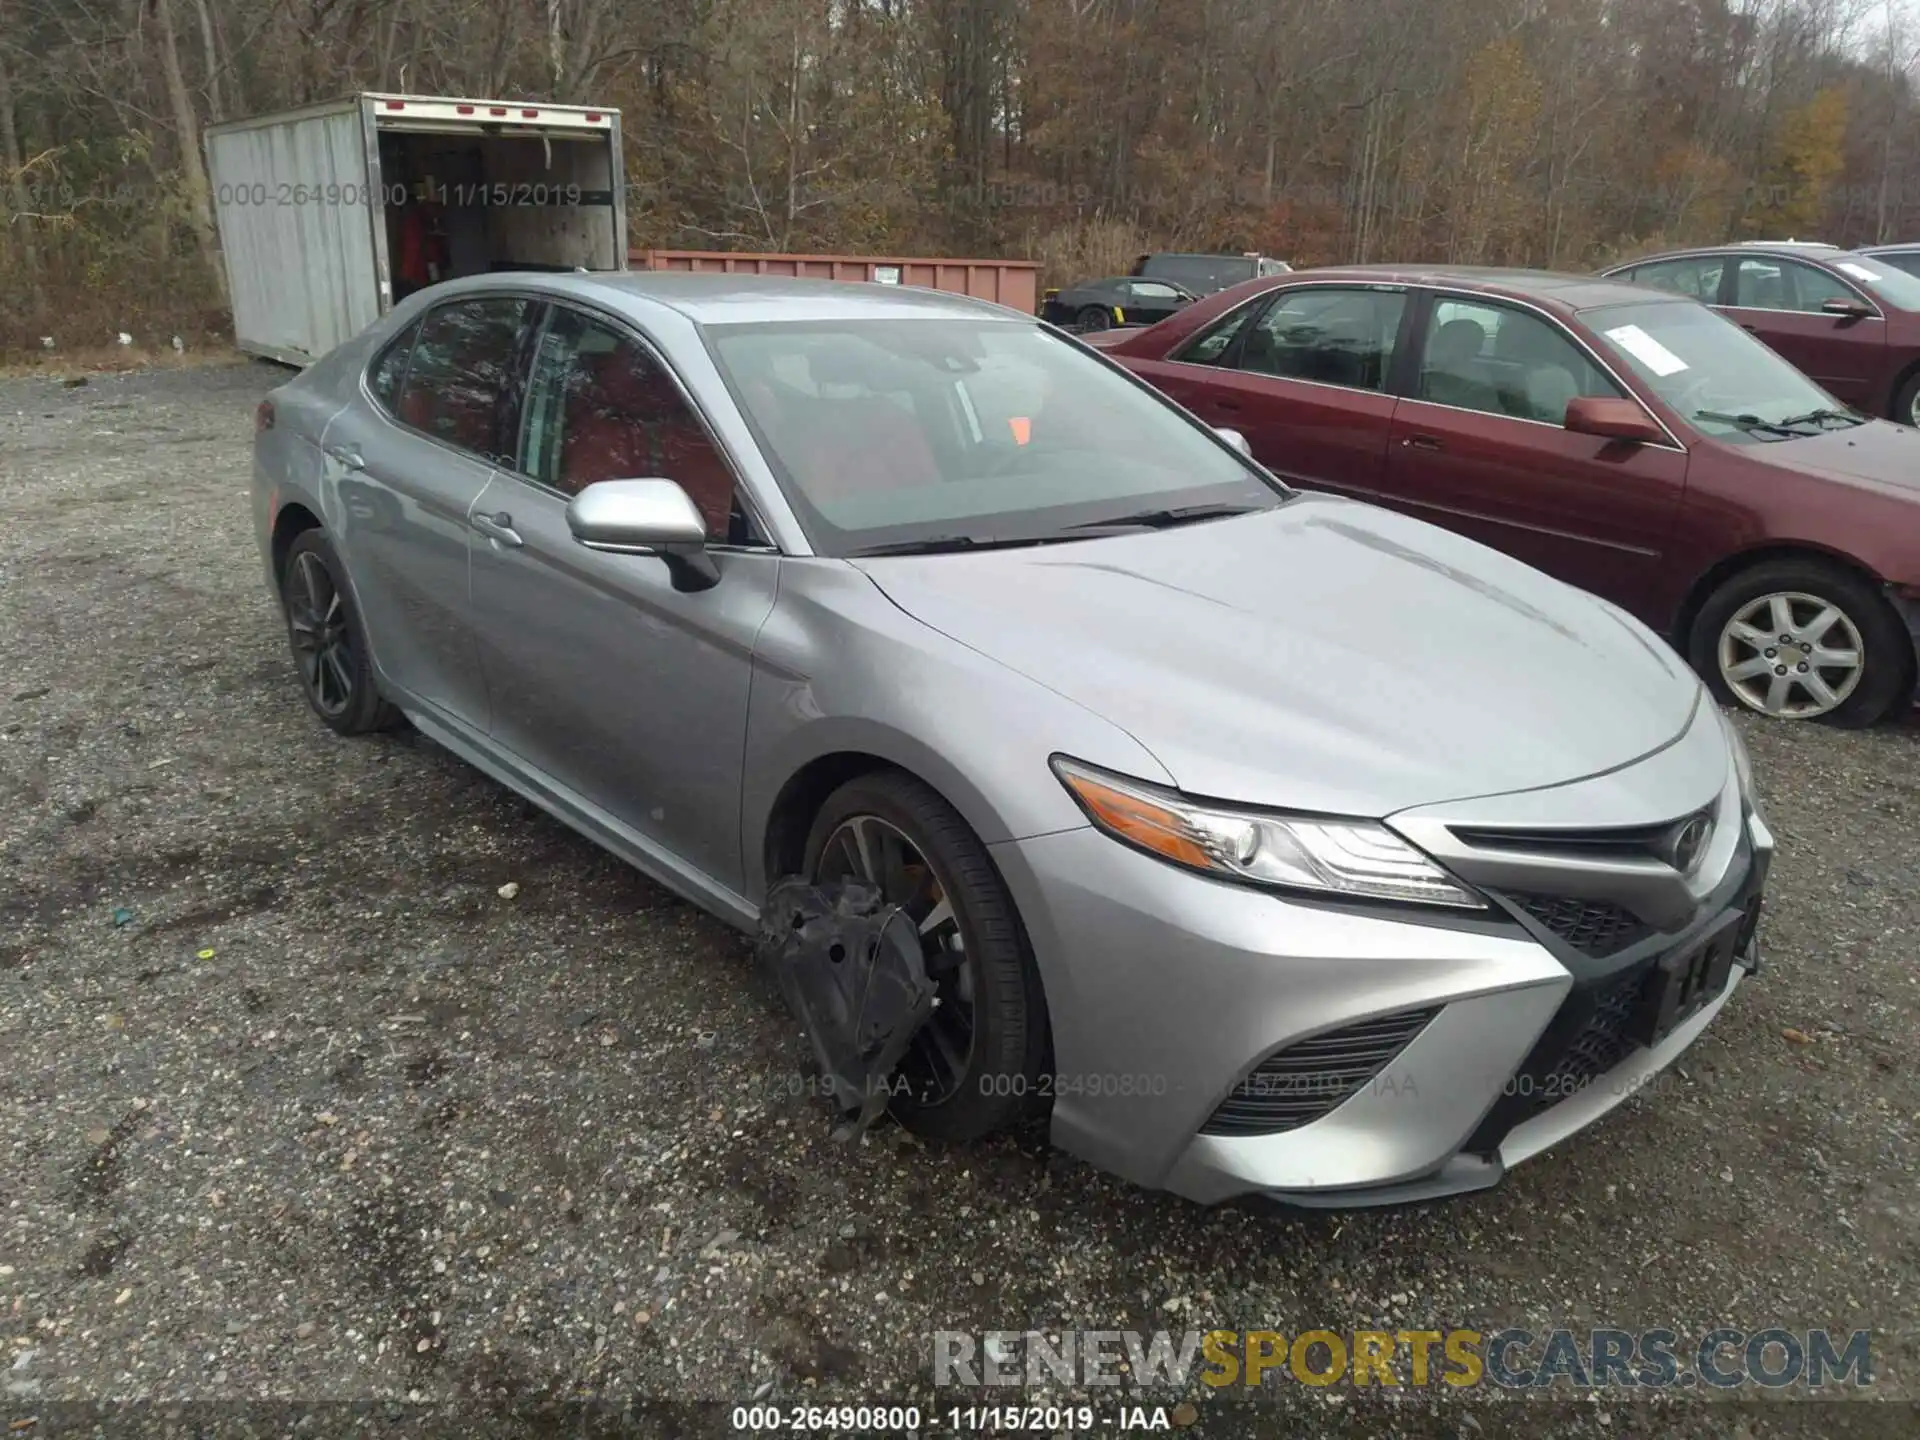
1051,757,1484,909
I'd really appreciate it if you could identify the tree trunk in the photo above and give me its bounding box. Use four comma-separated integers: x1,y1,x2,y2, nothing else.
0,38,40,290
153,0,226,299
192,0,225,121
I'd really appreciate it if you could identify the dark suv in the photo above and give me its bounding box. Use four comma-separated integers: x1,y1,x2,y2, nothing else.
1131,252,1291,296
1601,243,1920,425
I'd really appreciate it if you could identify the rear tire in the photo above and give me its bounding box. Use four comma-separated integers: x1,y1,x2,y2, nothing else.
802,770,1047,1143
1688,557,1912,727
280,529,402,736
1076,305,1112,332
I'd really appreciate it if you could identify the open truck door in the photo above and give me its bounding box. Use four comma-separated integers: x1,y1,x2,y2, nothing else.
206,93,627,367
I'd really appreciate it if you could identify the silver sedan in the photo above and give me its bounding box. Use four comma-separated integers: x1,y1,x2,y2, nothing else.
252,272,1772,1205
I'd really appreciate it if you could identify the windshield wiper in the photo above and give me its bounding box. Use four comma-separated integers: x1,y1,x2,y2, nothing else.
1777,406,1864,430
848,534,1062,557
1692,409,1808,440
1062,502,1265,532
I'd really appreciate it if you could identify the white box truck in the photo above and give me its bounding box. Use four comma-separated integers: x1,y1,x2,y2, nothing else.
204,92,629,367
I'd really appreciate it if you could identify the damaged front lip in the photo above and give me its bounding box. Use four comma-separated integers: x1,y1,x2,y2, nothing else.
756,877,939,1139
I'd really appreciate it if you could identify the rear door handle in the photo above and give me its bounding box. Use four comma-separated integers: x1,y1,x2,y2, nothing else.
324,444,364,470
1401,434,1443,451
1211,398,1244,413
472,510,523,548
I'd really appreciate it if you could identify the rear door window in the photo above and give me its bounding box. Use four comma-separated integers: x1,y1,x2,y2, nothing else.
394,297,534,465
1171,302,1260,366
1622,256,1726,302
1230,287,1407,392
368,320,420,412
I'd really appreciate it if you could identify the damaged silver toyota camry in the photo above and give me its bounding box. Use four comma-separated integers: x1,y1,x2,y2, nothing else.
253,272,1772,1206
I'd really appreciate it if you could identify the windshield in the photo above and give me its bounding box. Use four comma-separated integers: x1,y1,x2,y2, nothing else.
703,318,1283,554
1830,253,1920,310
1144,256,1258,293
1582,299,1852,443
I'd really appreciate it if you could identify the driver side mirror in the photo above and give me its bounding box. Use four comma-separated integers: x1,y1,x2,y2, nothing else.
566,478,719,592
1563,396,1666,445
1820,296,1875,319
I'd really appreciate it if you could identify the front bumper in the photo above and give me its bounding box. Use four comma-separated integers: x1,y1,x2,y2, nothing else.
990,713,1772,1206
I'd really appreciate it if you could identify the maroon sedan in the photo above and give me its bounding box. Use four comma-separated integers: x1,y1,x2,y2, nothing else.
1087,265,1920,724
1600,243,1920,425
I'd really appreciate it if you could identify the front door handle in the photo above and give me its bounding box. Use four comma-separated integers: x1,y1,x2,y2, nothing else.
324,444,364,470
1211,397,1244,413
1402,434,1443,451
472,510,523,548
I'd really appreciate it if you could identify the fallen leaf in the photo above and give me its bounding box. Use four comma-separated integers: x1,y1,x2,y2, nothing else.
1782,1028,1812,1045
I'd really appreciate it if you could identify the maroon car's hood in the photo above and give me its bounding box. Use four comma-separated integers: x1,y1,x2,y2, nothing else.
1770,421,1920,498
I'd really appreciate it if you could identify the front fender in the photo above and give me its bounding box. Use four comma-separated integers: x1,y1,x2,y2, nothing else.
738,560,1173,900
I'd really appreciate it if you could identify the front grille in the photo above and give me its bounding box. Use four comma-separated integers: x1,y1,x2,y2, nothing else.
1511,892,1651,957
1540,967,1646,1092
1201,1007,1439,1138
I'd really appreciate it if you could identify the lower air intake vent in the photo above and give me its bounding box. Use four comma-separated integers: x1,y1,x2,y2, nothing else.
1512,893,1651,957
1201,1007,1440,1138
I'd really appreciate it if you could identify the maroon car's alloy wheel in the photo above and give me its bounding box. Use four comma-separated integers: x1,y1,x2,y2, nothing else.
1716,590,1865,720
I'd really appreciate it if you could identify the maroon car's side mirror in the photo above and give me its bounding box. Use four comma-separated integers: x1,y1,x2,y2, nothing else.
1820,296,1875,319
1564,396,1667,444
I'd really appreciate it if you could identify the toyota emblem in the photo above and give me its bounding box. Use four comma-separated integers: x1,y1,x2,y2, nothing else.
1666,814,1712,874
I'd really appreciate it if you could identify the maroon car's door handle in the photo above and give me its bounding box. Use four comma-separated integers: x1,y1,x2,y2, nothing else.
1740,323,1758,333
1211,397,1244,412
1401,434,1443,451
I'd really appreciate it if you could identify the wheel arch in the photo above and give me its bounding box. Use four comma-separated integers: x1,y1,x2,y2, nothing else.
270,501,324,584
754,745,1059,1076
759,750,904,887
1673,541,1894,648
1886,355,1920,422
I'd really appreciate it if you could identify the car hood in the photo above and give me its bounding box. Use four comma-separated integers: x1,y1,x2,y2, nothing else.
855,495,1704,818
1766,420,1920,498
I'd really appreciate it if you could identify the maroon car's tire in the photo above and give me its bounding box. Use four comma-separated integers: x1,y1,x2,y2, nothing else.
802,770,1048,1143
1893,368,1920,428
1689,558,1913,727
279,529,403,737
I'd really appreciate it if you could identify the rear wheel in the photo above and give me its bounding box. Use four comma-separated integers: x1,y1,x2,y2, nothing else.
802,771,1046,1142
1076,304,1112,332
1689,558,1912,726
280,529,401,735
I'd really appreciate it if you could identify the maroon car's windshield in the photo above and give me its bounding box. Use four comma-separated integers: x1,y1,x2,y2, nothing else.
1583,300,1855,443
1831,253,1920,310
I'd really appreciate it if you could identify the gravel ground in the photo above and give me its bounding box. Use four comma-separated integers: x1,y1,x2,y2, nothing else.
1,363,1917,1439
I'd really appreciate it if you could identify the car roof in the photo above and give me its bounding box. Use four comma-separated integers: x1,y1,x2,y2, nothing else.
535,270,1032,325
1607,242,1864,269
1279,264,1682,313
